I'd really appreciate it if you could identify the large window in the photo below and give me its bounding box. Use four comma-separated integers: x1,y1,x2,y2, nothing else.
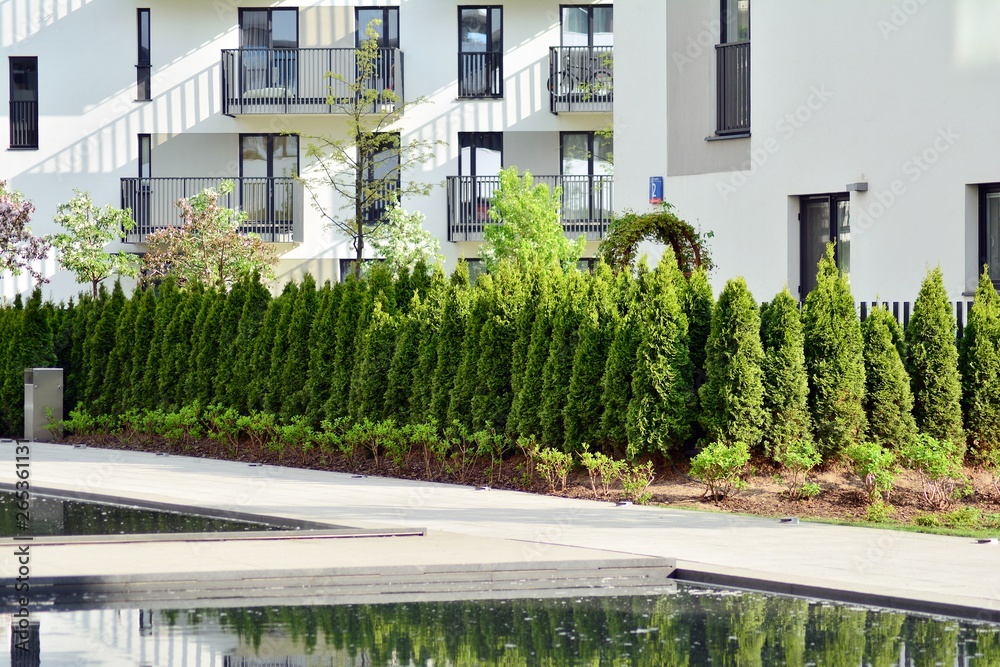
716,0,750,135
980,185,1000,286
136,9,151,101
240,134,298,232
458,7,502,98
458,132,502,225
363,132,401,225
239,8,298,97
800,194,849,298
561,5,613,47
9,57,38,149
561,131,612,223
356,7,399,48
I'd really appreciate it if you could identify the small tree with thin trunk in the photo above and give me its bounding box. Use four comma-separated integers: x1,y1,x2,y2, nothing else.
297,19,440,279
0,180,49,285
48,190,140,298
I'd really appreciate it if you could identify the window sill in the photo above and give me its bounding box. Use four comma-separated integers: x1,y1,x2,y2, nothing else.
705,132,750,142
7,146,38,151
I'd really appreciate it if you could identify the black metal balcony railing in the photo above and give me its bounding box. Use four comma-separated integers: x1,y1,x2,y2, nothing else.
120,177,299,244
446,175,613,242
9,101,38,149
716,41,750,135
221,47,403,115
458,51,503,98
548,46,613,114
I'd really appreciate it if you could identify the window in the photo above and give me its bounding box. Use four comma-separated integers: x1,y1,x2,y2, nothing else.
458,7,502,98
457,132,502,227
979,185,1000,286
561,5,613,47
136,9,151,100
9,57,38,149
138,134,151,179
363,132,401,225
240,134,298,234
561,131,612,224
800,194,849,298
356,7,399,48
239,9,298,97
716,0,749,135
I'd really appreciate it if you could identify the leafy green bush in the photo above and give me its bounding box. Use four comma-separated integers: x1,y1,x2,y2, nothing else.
404,419,446,477
237,411,277,453
689,440,750,501
941,506,981,529
865,499,893,523
275,416,316,456
535,446,574,492
578,444,625,500
843,441,898,503
619,460,655,505
204,404,242,454
913,513,941,527
775,438,821,499
800,481,822,499
473,425,510,484
899,434,966,509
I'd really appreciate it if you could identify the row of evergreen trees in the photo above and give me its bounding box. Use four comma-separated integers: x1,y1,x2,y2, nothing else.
1,245,998,464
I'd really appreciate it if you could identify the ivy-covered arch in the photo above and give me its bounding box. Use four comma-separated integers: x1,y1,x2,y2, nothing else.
598,205,713,274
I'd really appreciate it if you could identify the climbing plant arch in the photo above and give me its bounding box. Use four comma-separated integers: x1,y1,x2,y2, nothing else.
598,205,713,275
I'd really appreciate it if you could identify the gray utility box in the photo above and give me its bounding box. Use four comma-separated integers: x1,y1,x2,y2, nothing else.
24,368,63,442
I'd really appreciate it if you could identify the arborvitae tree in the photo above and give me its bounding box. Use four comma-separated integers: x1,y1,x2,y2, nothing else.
508,265,544,425
759,289,812,458
394,266,413,313
510,268,559,439
279,274,319,421
448,274,495,429
802,244,866,457
138,278,180,411
185,288,222,406
600,271,640,449
0,308,13,435
83,280,125,411
699,277,765,448
383,293,426,422
159,284,204,410
960,267,1000,456
229,277,271,413
626,255,696,458
324,278,368,420
861,306,917,449
682,267,714,387
209,278,248,406
409,269,446,424
98,290,138,414
303,283,341,426
122,286,157,412
367,262,397,315
261,282,298,415
410,259,433,302
564,265,616,452
471,263,524,431
348,300,398,421
77,287,104,410
57,298,82,413
906,266,964,450
430,263,471,424
0,289,55,434
540,270,589,447
53,298,74,385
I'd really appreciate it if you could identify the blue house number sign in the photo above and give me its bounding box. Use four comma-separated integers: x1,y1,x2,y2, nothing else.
649,176,663,205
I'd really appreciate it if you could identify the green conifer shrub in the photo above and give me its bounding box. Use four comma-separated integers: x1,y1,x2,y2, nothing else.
408,270,446,424
699,277,765,448
324,278,368,420
98,290,138,414
209,278,248,406
540,270,588,447
429,262,470,424
261,282,298,415
759,289,812,459
0,289,55,434
682,267,714,384
229,277,271,413
303,283,341,425
123,287,158,412
279,274,318,421
510,268,559,440
600,270,641,449
138,278,180,411
83,280,125,411
448,274,494,428
802,244,867,457
861,306,917,448
159,284,203,410
960,267,1000,456
186,288,221,406
905,267,964,451
383,294,426,422
348,301,398,421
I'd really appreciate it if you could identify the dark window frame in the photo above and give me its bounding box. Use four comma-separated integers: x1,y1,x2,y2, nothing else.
799,192,849,300
9,56,38,150
238,133,300,180
136,9,151,101
355,7,399,48
238,8,299,48
720,0,750,44
138,134,151,178
458,131,503,176
362,131,402,225
559,5,614,48
457,6,503,99
979,183,1000,287
559,130,612,177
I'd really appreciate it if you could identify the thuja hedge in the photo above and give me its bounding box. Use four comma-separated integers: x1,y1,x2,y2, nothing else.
1,252,996,469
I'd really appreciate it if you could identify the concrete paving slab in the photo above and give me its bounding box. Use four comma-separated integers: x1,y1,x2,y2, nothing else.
2,442,999,619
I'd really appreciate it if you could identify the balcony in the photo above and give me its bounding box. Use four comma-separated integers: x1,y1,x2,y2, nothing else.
716,41,750,135
221,47,403,115
548,46,613,114
9,101,38,149
120,177,302,244
446,175,613,242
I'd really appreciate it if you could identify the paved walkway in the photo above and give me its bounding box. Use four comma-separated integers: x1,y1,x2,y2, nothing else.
2,443,998,617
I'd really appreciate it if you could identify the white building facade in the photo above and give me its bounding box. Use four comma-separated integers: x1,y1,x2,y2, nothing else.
3,0,995,304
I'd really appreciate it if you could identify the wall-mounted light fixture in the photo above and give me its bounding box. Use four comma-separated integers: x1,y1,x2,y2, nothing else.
846,182,869,192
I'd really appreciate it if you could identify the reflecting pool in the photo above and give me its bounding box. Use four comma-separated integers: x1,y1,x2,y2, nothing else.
6,585,999,666
0,491,287,537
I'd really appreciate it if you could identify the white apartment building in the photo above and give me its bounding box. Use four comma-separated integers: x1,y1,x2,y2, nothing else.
2,0,996,304
2,0,613,300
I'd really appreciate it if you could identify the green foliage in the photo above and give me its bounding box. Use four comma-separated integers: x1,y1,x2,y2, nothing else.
303,284,341,426
960,267,1000,457
471,265,522,431
191,288,225,407
210,278,248,407
578,444,625,499
0,289,55,435
905,267,964,451
534,446,574,492
48,190,140,298
137,279,180,411
262,283,297,415
384,294,426,422
540,271,588,448
802,244,867,457
448,275,493,428
479,167,585,273
510,269,559,439
699,277,765,448
348,301,398,422
83,280,125,410
368,206,443,278
325,278,368,420
759,289,812,459
597,203,712,274
229,278,271,413
619,460,655,505
408,273,445,424
98,290,138,415
843,441,898,503
681,267,714,383
899,434,966,509
157,285,201,409
775,438,821,499
626,255,695,458
689,440,750,500
600,279,641,448
279,274,318,421
865,499,894,523
861,306,917,449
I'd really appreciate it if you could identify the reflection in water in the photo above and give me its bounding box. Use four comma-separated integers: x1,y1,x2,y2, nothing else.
8,585,1000,666
0,491,285,537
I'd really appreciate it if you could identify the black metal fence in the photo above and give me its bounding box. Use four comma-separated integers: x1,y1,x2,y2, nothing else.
716,41,750,135
858,300,975,339
548,46,613,114
221,47,403,115
457,51,502,98
120,177,297,243
446,174,613,242
9,101,38,149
